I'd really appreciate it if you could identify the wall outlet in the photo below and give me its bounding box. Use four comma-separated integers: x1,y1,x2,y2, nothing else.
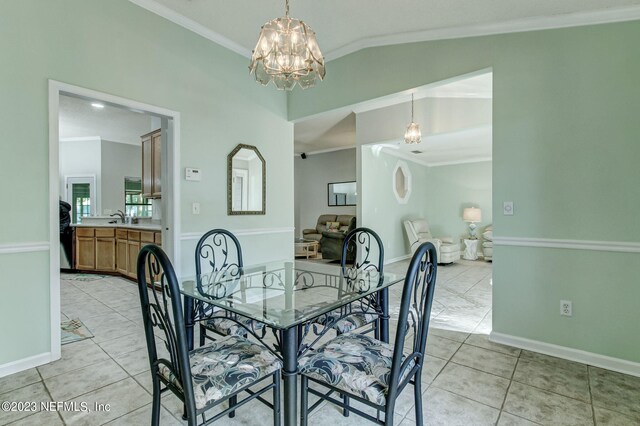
192,202,200,215
560,300,572,316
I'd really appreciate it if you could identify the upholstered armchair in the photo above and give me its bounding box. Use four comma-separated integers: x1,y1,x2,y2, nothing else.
482,224,493,261
319,216,356,261
403,218,461,264
302,214,338,242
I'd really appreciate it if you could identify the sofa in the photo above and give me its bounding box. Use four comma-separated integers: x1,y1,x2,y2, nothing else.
302,214,355,243
319,216,357,261
482,225,493,261
403,218,461,264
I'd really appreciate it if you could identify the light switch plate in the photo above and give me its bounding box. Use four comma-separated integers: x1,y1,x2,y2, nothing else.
192,202,200,215
503,201,514,215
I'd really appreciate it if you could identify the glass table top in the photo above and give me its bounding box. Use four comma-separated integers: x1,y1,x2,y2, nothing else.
180,260,404,330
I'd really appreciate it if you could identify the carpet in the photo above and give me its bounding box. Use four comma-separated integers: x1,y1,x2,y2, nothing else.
61,318,94,345
60,273,106,282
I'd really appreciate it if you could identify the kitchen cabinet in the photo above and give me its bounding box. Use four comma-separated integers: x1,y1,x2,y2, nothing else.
95,228,116,272
142,129,162,199
116,238,128,275
74,226,161,278
75,228,96,270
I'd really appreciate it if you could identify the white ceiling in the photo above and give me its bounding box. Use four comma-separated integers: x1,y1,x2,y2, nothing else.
294,73,492,159
132,0,640,60
59,95,155,145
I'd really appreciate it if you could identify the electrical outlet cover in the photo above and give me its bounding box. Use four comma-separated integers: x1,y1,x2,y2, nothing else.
560,300,572,316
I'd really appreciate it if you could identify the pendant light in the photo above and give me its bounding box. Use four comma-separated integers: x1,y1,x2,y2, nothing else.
249,0,326,90
404,94,422,144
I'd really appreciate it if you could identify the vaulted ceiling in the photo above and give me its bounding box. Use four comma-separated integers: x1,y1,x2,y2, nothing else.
131,0,640,60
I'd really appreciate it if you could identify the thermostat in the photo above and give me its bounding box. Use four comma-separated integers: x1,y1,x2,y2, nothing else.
185,168,201,181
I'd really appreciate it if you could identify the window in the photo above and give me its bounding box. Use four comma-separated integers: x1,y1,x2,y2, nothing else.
71,183,92,223
124,177,153,217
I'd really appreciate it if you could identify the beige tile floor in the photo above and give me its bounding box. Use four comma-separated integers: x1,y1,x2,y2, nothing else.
1,260,639,425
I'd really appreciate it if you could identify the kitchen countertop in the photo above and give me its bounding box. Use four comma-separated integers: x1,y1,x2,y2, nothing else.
71,223,162,231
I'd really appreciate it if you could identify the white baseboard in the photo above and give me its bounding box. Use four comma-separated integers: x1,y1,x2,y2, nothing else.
0,352,55,378
490,332,640,377
385,254,411,265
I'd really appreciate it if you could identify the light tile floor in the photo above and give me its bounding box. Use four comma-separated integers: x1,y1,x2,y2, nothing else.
1,261,640,425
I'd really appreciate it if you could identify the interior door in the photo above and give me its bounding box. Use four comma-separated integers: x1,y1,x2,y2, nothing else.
65,176,96,223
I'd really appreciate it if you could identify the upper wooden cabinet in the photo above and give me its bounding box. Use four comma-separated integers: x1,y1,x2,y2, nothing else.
142,129,162,199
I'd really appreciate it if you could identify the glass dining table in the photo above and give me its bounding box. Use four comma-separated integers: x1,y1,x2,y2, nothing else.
180,259,404,426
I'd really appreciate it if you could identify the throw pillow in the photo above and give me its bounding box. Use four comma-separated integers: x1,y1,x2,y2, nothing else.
482,228,493,241
326,221,340,232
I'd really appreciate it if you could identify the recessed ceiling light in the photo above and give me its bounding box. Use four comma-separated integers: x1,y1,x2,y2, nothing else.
91,102,105,109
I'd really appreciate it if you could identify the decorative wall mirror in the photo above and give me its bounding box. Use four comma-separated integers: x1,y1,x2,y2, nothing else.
228,144,266,215
328,181,357,206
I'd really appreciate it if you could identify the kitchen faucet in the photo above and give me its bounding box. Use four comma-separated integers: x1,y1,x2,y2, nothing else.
110,210,126,223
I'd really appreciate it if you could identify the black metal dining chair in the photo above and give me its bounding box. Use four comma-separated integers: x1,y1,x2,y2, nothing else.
298,242,438,426
315,227,385,337
137,244,282,426
195,229,264,346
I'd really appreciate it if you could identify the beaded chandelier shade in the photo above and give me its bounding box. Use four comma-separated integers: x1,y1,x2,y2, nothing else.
404,94,422,144
249,0,326,90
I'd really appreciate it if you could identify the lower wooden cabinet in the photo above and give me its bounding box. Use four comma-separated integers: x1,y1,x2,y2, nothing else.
96,237,116,272
74,227,161,278
76,236,96,270
116,239,128,275
127,240,141,279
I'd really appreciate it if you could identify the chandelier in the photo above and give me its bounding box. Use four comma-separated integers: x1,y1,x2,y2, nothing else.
404,94,422,144
249,0,325,90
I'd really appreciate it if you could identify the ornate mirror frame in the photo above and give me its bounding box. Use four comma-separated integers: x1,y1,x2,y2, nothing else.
227,143,266,215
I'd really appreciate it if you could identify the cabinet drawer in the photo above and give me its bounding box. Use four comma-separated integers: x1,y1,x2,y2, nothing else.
116,229,128,240
76,227,94,237
128,230,141,241
95,228,115,238
140,231,155,243
154,232,162,245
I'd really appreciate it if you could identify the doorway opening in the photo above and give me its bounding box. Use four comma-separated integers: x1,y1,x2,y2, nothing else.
292,69,494,339
48,81,181,361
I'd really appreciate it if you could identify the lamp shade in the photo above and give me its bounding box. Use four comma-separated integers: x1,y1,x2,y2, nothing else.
463,207,482,223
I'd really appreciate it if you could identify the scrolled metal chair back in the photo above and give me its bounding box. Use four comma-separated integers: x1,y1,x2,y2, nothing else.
387,242,438,396
341,227,385,276
195,229,243,292
137,244,195,406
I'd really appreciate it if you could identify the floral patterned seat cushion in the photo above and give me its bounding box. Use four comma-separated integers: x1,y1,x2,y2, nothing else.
159,335,281,410
298,333,414,406
315,310,379,334
201,315,264,336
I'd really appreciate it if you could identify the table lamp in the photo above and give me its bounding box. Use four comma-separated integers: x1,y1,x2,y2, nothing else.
463,207,482,239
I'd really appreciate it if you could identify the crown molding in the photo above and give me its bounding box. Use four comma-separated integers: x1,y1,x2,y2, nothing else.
129,1,640,62
128,0,252,58
325,6,640,61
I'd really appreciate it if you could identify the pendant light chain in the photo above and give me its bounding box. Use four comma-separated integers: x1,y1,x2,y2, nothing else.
411,94,415,122
285,0,289,16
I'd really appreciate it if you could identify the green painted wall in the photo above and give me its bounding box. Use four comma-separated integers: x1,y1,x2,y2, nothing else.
422,161,493,246
0,0,292,366
361,151,492,260
361,147,430,261
293,22,640,362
